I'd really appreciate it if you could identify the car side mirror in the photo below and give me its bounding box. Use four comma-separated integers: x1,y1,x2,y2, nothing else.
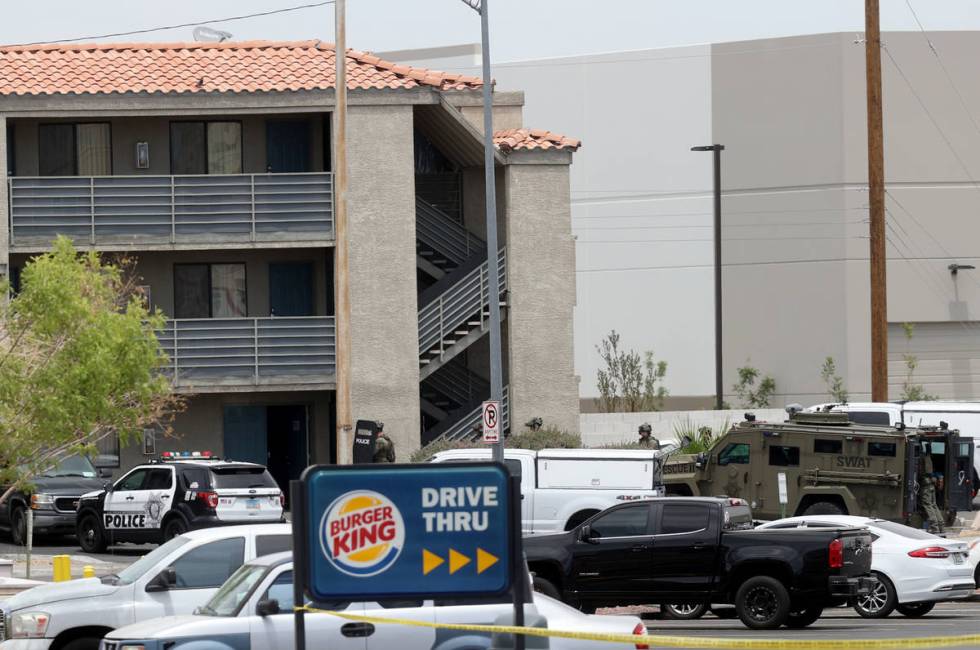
579,524,598,544
146,567,177,592
103,481,114,493
256,599,281,617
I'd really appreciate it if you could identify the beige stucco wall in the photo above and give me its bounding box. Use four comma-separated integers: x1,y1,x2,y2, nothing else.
9,114,327,176
504,160,580,434
118,391,333,471
346,104,421,455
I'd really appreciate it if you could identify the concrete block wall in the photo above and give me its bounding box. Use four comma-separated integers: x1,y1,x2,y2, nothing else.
579,408,787,447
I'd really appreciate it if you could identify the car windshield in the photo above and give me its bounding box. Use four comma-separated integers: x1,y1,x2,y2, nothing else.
40,455,97,478
871,519,939,540
110,537,189,586
199,564,269,617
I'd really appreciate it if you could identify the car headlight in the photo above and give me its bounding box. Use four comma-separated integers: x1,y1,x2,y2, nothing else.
119,645,146,650
30,494,55,510
10,611,50,638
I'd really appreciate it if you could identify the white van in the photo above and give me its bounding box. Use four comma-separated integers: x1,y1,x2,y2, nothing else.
428,447,675,535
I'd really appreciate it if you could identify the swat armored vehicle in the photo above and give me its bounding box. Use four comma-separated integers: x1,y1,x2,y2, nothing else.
663,411,975,525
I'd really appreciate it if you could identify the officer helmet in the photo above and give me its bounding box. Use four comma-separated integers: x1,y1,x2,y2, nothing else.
639,423,652,434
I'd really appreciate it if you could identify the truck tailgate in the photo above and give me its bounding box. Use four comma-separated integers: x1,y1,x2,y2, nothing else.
838,529,873,577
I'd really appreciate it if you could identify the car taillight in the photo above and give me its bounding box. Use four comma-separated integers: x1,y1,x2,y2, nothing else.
632,622,648,650
279,493,286,508
828,538,843,568
197,491,219,509
908,546,951,559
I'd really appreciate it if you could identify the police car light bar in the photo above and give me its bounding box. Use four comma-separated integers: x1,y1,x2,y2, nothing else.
161,451,214,459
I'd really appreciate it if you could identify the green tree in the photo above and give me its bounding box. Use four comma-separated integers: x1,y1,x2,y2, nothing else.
595,331,669,412
820,356,849,403
900,323,938,401
732,363,776,408
0,237,178,506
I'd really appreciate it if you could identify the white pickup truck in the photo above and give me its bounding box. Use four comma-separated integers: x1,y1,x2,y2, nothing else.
428,447,675,534
0,524,290,650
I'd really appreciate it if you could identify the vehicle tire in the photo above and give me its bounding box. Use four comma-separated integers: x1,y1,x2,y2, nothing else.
162,517,188,542
564,510,599,531
662,603,708,620
61,637,102,650
784,605,823,628
735,576,791,630
10,505,27,546
896,602,935,618
854,572,897,618
974,564,979,592
802,501,845,516
710,607,738,619
531,576,561,600
77,513,107,554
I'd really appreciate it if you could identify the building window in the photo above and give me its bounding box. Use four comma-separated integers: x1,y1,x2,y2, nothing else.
768,445,800,467
174,263,247,318
868,441,897,457
170,121,242,175
94,433,120,468
6,123,15,176
38,123,111,176
814,439,843,454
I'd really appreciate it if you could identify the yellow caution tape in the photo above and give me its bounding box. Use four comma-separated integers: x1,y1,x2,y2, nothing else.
295,606,980,649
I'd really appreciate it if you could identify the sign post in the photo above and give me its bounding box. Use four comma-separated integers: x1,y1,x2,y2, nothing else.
482,400,500,444
293,463,518,649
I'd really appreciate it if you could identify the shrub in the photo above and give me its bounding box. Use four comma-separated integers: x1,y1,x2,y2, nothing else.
509,426,582,450
732,364,776,408
409,437,483,463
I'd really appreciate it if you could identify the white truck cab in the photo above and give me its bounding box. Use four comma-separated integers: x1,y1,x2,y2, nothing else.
0,524,291,650
429,447,674,535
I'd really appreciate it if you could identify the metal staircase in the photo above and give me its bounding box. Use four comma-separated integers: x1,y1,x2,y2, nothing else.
415,196,510,443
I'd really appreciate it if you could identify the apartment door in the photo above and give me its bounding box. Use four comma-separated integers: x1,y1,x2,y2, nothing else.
266,405,310,494
266,121,311,173
223,405,268,465
269,263,313,316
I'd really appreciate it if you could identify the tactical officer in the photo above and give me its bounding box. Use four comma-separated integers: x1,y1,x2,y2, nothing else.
919,472,945,534
638,423,660,450
373,421,396,463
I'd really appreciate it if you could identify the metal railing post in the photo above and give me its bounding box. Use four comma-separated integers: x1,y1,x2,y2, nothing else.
253,318,260,384
170,176,176,243
250,175,256,242
89,177,96,245
7,178,13,245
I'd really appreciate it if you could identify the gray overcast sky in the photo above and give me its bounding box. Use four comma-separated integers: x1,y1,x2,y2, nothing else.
3,1,980,61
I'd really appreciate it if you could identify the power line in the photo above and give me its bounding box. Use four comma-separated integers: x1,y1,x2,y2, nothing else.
1,1,336,47
577,235,867,244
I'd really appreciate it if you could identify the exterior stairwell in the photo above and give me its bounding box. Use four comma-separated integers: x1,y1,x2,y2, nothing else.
415,196,510,444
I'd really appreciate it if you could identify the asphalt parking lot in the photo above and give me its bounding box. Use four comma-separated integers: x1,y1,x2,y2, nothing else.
645,602,980,647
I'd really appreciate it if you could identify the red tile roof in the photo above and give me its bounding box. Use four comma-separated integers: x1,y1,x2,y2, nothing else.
0,40,485,96
493,128,581,152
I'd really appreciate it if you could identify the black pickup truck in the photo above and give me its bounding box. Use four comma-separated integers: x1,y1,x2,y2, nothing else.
525,496,873,630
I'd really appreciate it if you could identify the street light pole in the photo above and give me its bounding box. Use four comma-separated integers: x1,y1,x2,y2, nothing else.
692,144,725,411
461,0,504,463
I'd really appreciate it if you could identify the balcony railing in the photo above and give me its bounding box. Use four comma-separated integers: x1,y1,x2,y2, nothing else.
157,316,336,388
8,172,334,248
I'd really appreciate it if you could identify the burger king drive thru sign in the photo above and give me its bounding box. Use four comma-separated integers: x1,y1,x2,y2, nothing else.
294,463,516,602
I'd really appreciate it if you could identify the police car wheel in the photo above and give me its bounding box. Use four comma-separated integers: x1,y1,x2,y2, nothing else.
896,602,935,618
77,513,107,553
163,517,187,542
854,572,897,618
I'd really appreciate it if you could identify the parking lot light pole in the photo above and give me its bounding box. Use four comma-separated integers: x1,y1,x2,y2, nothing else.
691,144,725,411
460,0,505,464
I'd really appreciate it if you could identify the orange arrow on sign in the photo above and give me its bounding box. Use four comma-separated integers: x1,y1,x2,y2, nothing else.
476,548,499,574
422,549,444,575
448,548,471,574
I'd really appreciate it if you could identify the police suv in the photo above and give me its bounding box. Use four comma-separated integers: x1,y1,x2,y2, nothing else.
75,452,284,552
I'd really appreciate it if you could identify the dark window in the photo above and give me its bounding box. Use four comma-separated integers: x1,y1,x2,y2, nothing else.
171,537,246,589
94,433,120,468
116,469,148,491
377,599,424,609
847,411,891,426
590,505,649,538
869,442,897,457
768,445,800,467
38,123,110,176
9,267,20,294
144,468,173,490
170,121,242,175
181,468,212,490
6,123,15,176
174,263,247,319
724,506,754,530
263,570,296,611
660,503,710,534
211,467,279,489
256,535,291,557
718,442,750,466
814,439,843,454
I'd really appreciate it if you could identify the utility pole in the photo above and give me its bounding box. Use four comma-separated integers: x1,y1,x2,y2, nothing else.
691,144,725,410
866,0,888,401
334,0,354,463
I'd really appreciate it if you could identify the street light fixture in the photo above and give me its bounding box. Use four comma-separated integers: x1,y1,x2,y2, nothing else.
459,0,505,463
691,144,725,411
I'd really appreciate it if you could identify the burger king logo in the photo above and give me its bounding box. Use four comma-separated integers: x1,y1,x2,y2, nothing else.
320,491,404,577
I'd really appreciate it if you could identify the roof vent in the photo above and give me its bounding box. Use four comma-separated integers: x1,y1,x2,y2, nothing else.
193,26,233,43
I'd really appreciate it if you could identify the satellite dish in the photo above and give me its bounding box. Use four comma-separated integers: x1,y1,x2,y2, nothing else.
193,26,233,43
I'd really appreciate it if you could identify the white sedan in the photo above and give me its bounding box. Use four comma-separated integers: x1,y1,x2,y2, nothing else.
100,552,647,650
756,515,974,618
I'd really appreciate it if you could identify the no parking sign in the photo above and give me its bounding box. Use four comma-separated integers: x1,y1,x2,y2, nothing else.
482,400,500,444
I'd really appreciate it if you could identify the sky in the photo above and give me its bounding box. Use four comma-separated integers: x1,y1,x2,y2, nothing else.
3,1,980,61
